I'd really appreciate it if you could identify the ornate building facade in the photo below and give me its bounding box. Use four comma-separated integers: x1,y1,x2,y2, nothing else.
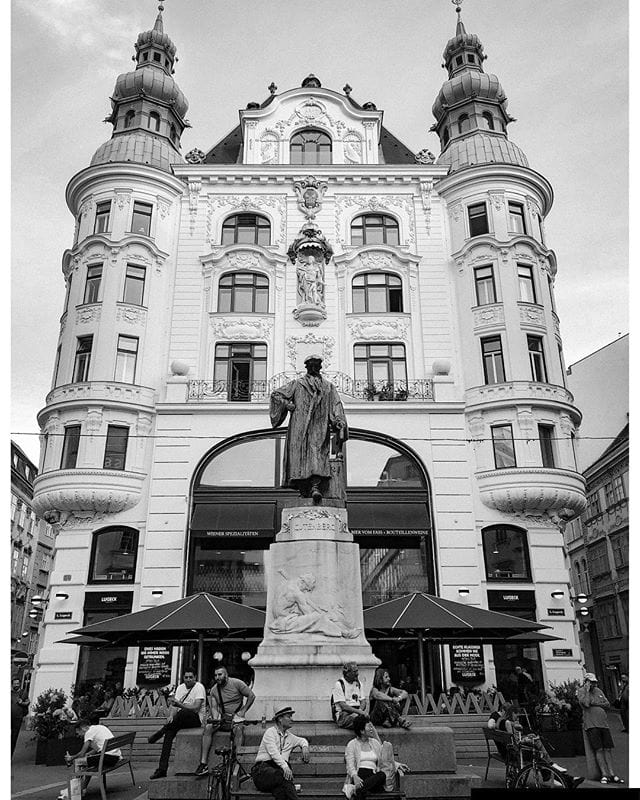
31,5,587,702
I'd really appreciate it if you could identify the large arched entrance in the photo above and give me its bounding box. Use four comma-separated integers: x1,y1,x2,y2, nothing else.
186,428,440,693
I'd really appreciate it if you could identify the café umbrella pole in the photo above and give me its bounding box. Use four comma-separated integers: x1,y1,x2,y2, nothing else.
198,632,204,679
417,630,426,706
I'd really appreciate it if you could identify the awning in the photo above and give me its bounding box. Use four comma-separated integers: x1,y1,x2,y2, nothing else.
347,502,430,532
190,502,276,532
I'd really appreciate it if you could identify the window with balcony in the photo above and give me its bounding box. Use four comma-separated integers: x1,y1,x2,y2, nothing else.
83,264,103,305
468,202,489,237
94,201,111,234
72,335,93,383
89,527,139,583
130,201,153,236
508,201,526,234
352,273,403,312
611,533,628,569
474,265,496,305
214,342,267,401
482,526,531,581
527,335,548,382
538,424,555,468
123,265,146,306
518,264,537,303
217,272,269,313
481,336,505,384
114,335,139,383
103,425,129,470
354,343,407,396
491,424,517,469
221,214,271,246
604,475,625,507
587,540,610,577
290,128,332,165
61,425,81,469
586,491,602,518
350,214,400,246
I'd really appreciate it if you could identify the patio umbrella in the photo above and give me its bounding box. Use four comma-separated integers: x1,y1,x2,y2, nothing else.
72,592,266,676
56,635,112,646
363,592,550,702
506,631,563,643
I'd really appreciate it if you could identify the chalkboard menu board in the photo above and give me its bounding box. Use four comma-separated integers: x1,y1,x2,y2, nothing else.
136,644,172,685
450,644,485,683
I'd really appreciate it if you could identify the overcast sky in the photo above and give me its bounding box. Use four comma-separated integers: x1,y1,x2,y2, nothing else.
11,0,628,463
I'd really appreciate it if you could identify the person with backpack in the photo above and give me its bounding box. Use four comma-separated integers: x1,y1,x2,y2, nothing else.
331,663,368,729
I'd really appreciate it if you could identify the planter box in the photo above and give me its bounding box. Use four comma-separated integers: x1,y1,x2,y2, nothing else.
35,738,48,765
541,730,585,758
45,735,84,766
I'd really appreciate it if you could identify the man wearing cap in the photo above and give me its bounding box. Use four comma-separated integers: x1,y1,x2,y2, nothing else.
270,355,348,503
577,672,623,784
252,704,310,800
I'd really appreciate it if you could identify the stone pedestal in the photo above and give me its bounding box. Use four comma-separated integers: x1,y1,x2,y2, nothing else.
250,504,379,719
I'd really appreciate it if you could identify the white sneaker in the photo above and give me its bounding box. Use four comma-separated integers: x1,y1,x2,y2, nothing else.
342,783,356,798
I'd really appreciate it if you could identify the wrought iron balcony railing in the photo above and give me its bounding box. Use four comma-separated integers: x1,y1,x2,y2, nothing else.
187,372,434,402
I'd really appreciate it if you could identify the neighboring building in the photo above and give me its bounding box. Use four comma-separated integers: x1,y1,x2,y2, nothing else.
10,441,57,689
566,334,628,471
31,6,587,703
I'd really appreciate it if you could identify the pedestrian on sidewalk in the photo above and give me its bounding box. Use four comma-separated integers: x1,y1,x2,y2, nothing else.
11,678,30,756
615,674,629,733
577,672,624,784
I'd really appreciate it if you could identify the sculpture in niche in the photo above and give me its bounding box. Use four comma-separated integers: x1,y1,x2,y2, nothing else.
269,568,360,638
297,253,324,305
270,354,347,502
288,220,333,323
343,133,362,164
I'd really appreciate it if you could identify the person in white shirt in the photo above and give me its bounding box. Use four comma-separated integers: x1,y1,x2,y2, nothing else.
148,670,207,779
65,716,121,793
252,704,310,800
331,663,368,729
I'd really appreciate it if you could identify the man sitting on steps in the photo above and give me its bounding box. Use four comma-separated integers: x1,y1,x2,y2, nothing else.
331,662,369,729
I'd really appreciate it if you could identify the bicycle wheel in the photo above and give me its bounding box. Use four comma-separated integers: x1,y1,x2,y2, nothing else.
505,761,519,789
208,769,227,800
515,764,568,790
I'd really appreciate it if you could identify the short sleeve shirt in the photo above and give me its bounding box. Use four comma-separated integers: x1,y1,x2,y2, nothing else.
175,681,207,725
332,678,363,717
84,724,121,758
210,677,251,719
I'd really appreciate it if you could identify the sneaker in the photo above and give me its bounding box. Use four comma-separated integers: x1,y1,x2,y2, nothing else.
600,776,609,784
195,763,210,777
610,776,624,784
150,769,167,780
551,763,567,772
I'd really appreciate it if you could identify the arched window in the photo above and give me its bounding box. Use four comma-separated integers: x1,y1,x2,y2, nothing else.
351,214,400,246
124,110,135,129
148,111,161,132
290,128,332,165
221,214,271,246
88,526,139,583
218,272,269,313
352,273,403,313
458,114,470,134
482,111,495,131
442,126,450,146
482,526,531,581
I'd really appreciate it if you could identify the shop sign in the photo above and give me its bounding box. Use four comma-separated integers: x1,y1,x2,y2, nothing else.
450,644,485,683
136,644,173,685
353,529,429,536
487,590,536,610
205,530,264,537
54,611,73,620
547,608,566,616
552,648,573,657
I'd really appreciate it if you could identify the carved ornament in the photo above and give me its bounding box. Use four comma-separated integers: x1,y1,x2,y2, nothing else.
347,318,408,340
76,305,101,324
115,191,132,211
185,148,206,164
473,305,504,327
335,195,414,245
344,131,363,164
286,333,335,369
293,176,328,220
211,317,272,341
519,305,544,325
449,202,462,223
116,305,147,325
489,191,505,211
415,149,435,164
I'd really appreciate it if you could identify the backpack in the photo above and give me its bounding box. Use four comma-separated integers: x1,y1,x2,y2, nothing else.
330,678,361,721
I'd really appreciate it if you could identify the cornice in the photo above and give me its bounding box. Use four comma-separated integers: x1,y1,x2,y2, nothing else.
66,162,185,213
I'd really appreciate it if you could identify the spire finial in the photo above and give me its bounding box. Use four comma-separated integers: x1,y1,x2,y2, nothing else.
154,2,165,33
451,0,466,35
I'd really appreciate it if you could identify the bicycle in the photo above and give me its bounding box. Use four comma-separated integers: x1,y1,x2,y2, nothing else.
506,734,570,790
201,720,260,800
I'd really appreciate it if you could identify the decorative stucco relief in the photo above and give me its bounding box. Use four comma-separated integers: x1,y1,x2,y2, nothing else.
343,131,363,164
188,178,201,234
519,305,545,325
211,317,273,341
115,191,132,211
473,305,505,328
76,305,101,324
156,196,172,220
260,130,279,164
419,179,433,236
275,99,347,137
286,333,335,369
211,195,287,245
489,191,505,211
116,305,147,325
347,319,408,340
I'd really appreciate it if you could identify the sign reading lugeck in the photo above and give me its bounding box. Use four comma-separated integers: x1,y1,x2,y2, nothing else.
450,644,486,683
136,643,173,686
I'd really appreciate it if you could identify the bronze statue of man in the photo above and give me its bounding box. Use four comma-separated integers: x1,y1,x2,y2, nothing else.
270,355,348,502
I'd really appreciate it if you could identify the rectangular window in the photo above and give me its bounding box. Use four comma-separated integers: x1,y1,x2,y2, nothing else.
468,202,489,237
604,475,625,506
538,424,555,467
94,200,111,234
492,424,517,469
60,425,81,469
508,201,526,234
353,343,408,398
586,491,602,518
103,425,129,471
123,265,146,306
130,201,153,236
593,599,620,639
481,336,506,384
72,335,93,383
83,264,103,304
587,540,609,578
518,264,537,303
474,265,496,306
63,274,73,313
527,335,548,382
114,335,139,383
214,342,268,402
611,534,628,569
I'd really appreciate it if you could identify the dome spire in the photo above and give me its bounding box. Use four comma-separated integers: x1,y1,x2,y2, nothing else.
154,2,165,34
452,0,466,36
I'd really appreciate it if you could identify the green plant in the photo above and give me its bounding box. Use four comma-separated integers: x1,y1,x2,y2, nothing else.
534,679,583,731
31,688,69,740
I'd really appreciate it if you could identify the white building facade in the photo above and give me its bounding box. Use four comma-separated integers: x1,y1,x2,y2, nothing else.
31,7,587,703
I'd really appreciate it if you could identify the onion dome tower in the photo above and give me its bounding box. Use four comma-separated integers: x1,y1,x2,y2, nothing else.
91,3,189,172
431,0,528,172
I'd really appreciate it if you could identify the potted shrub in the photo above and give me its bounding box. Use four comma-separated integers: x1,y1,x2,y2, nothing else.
534,680,584,757
31,688,82,765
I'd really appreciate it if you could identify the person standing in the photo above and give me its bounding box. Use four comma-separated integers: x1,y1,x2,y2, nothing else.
577,672,624,784
194,665,256,776
368,668,412,729
251,704,309,800
148,669,206,780
11,678,30,756
616,674,629,733
331,663,368,729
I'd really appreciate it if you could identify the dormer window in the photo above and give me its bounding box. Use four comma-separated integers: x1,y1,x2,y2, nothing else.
124,110,135,129
290,128,332,165
153,52,161,62
467,54,476,63
143,52,148,61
